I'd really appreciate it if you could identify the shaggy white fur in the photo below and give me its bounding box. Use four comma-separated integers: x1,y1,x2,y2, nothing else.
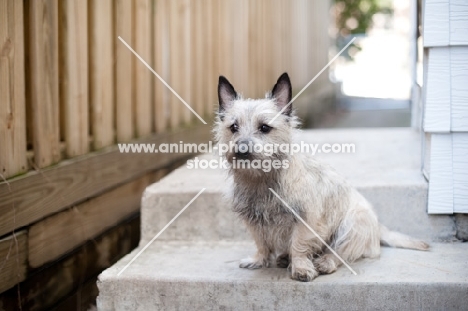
214,73,429,282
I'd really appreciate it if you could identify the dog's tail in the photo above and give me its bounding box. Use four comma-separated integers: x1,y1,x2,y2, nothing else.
379,224,430,251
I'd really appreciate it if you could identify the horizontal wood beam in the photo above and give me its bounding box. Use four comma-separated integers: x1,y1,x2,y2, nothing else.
0,230,27,293
0,124,211,237
28,170,167,268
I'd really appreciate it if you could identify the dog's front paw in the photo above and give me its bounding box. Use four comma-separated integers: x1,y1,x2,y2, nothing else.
239,257,265,269
291,260,318,282
313,254,338,274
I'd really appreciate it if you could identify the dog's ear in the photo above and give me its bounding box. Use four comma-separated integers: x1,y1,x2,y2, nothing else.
271,73,292,115
218,76,237,111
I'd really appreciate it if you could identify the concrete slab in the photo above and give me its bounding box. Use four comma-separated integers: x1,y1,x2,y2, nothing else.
97,241,468,311
98,129,464,311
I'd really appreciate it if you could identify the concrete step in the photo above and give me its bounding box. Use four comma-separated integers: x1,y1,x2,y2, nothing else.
141,128,455,243
97,241,468,310
97,128,463,310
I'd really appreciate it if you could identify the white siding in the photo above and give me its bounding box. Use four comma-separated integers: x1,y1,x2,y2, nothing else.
450,0,468,45
424,48,451,132
451,47,468,131
453,133,468,213
424,47,468,133
423,0,468,214
424,0,468,46
424,0,450,46
428,134,454,214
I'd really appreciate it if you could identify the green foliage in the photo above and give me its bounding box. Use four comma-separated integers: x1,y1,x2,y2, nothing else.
334,0,392,36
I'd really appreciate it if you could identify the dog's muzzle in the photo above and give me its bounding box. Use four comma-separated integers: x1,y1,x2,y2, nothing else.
235,140,251,158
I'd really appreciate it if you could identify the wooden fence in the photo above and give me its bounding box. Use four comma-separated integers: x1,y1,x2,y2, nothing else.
0,0,330,308
1,0,330,179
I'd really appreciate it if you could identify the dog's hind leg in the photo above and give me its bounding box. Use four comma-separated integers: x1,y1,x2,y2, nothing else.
314,207,380,274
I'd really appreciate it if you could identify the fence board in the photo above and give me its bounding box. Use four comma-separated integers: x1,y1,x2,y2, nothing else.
0,230,27,293
263,0,274,82
89,0,114,149
59,0,89,157
153,0,169,132
134,0,153,137
248,1,259,98
0,0,27,179
257,0,266,92
205,0,216,115
115,0,133,142
169,0,181,128
271,0,283,78
26,0,61,168
217,0,227,87
191,0,203,118
201,0,210,116
182,0,192,124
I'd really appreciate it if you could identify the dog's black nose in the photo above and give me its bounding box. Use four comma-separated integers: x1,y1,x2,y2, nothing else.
236,140,251,157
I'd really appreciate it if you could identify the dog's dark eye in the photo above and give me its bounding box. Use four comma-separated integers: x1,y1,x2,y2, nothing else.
259,124,272,133
230,124,239,133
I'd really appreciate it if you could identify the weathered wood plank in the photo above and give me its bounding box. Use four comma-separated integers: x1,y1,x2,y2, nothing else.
169,0,181,128
247,0,258,98
0,230,27,293
450,46,468,131
0,124,211,237
89,0,114,149
134,0,153,137
0,0,27,179
263,0,274,82
233,0,249,93
0,215,141,311
453,133,468,213
217,0,229,89
270,0,282,81
191,0,203,119
52,275,99,311
28,171,164,268
26,0,61,168
181,0,192,124
115,0,133,142
206,0,217,115
428,134,453,214
59,0,89,157
209,0,218,111
291,0,309,87
424,47,451,132
153,0,169,133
